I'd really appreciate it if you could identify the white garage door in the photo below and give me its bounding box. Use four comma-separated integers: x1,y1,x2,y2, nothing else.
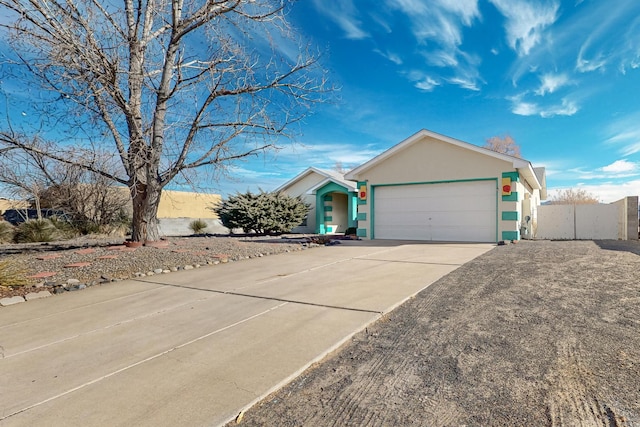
374,181,497,242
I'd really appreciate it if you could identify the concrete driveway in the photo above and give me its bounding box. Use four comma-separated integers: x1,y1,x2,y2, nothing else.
0,240,493,427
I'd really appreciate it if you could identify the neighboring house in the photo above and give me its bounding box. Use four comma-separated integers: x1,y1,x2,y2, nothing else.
156,190,227,236
157,190,221,219
1,190,226,236
275,167,358,234
0,198,29,214
345,129,547,242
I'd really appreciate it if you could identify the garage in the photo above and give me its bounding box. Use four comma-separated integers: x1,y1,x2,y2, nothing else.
373,180,497,242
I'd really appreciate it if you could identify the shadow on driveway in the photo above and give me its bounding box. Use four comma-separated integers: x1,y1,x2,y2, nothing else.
594,239,640,256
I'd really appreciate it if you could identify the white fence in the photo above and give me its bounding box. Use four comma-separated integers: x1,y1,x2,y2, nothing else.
536,196,638,240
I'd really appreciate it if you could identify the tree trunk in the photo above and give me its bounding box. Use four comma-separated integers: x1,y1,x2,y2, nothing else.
130,182,161,242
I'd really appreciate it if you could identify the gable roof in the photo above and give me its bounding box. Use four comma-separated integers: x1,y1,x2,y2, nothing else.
274,167,357,194
345,129,545,192
534,167,548,200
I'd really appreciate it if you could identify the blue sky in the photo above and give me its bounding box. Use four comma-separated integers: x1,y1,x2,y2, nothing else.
221,0,640,203
1,1,639,203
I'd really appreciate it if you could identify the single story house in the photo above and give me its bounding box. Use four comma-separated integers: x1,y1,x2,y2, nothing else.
275,167,358,235
278,129,547,243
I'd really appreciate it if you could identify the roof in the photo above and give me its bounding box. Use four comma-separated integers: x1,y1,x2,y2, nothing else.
345,129,545,192
533,167,548,200
274,167,357,194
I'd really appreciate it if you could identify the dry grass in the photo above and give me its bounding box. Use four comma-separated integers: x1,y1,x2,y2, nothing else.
0,259,31,287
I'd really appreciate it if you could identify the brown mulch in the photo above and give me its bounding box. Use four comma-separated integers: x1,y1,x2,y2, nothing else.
0,234,316,300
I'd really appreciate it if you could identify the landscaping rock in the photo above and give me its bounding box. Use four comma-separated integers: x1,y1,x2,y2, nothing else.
25,291,52,301
0,296,26,306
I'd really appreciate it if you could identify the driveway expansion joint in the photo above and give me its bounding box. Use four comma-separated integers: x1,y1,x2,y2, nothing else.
133,278,383,315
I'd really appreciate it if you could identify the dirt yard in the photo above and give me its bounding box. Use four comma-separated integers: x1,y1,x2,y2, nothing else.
232,240,640,426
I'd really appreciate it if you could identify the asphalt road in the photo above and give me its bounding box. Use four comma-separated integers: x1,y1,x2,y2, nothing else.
0,240,492,426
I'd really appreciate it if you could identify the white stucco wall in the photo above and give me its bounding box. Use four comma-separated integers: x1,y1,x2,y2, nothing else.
537,199,636,240
279,170,327,234
326,192,348,234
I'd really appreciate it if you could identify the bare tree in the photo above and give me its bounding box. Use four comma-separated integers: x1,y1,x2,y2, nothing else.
0,143,130,230
0,144,55,218
40,157,131,231
549,188,600,204
332,161,346,174
484,135,521,158
0,0,328,241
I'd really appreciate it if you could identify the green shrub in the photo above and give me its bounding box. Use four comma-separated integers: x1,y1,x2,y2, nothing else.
14,219,61,243
214,190,310,235
189,219,208,234
0,221,15,243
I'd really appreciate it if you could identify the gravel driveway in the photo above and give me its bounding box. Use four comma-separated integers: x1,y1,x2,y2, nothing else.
232,240,640,426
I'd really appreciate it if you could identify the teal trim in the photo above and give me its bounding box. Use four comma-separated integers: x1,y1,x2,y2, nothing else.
373,177,498,188
356,228,367,237
371,185,376,239
502,230,520,241
502,171,520,182
502,211,520,221
370,178,499,242
314,181,355,235
502,191,519,202
357,212,367,221
324,216,333,222
348,193,358,228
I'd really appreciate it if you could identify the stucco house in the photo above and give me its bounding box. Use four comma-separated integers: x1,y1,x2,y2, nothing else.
278,129,547,242
346,129,546,242
275,167,358,235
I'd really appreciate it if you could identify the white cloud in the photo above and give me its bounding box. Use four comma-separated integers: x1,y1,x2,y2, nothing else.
601,160,637,173
604,112,640,155
311,0,369,40
572,0,640,73
385,0,483,91
387,0,480,47
535,73,570,95
425,49,459,67
511,97,539,116
415,76,441,91
374,49,403,65
435,0,480,25
576,50,607,73
510,95,579,117
447,76,480,91
539,98,579,117
489,0,560,56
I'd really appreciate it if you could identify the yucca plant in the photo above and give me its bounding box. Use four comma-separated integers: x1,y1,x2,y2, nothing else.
14,219,61,243
48,216,78,239
0,259,30,287
189,219,208,235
